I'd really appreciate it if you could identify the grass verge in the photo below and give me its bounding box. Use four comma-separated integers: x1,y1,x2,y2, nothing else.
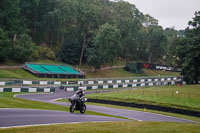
87,102,200,122
86,85,200,112
0,92,67,111
0,121,199,133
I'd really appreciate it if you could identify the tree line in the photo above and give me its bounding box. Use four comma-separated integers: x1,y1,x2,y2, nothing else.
0,0,199,83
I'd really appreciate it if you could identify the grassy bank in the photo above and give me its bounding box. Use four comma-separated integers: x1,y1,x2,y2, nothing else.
0,68,37,79
85,68,180,78
86,102,200,122
0,68,80,81
0,92,68,111
86,85,200,111
0,67,180,80
0,121,199,133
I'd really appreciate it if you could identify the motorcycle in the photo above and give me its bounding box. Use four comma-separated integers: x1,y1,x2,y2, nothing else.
69,93,87,114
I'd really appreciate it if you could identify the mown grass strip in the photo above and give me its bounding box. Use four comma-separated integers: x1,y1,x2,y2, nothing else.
85,68,180,78
86,85,200,111
87,102,200,122
0,92,68,111
0,121,199,133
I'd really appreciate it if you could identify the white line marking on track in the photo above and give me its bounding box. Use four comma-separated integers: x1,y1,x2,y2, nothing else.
51,97,66,102
0,121,112,129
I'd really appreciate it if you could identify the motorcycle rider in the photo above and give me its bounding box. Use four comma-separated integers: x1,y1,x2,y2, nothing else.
69,86,86,113
76,87,85,100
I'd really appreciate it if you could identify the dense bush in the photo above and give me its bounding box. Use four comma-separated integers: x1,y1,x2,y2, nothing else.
12,33,37,62
39,46,56,60
0,27,11,62
124,63,143,73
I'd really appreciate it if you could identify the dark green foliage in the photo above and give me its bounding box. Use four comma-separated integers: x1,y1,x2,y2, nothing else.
58,27,82,64
12,34,38,62
86,47,102,70
1,0,197,74
19,0,56,44
86,23,121,70
124,63,143,74
38,46,56,60
145,26,167,63
0,0,22,38
93,23,121,68
58,38,81,64
0,28,11,62
164,28,179,66
177,11,200,83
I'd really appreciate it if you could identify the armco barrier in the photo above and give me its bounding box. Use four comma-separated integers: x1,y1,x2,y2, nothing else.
0,87,55,93
64,80,177,91
0,80,68,86
0,76,181,86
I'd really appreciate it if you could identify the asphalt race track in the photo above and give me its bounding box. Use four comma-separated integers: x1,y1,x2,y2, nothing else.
0,88,198,128
0,108,125,128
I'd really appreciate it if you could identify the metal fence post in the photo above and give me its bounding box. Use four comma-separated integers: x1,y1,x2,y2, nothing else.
156,88,158,96
188,92,190,98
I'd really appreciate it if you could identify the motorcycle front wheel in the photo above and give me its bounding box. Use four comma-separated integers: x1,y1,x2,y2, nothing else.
80,104,86,114
70,102,76,113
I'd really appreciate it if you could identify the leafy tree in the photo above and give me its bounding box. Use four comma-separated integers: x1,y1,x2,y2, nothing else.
38,45,56,60
0,0,174,66
76,0,101,67
12,33,37,62
53,0,101,65
164,27,179,66
0,28,11,62
177,11,200,83
94,23,121,68
145,25,167,63
58,38,81,64
86,47,102,72
111,0,143,62
19,0,56,45
0,0,22,38
142,14,158,27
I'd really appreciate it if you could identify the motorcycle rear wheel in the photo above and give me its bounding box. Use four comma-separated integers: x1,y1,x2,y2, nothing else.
80,104,86,114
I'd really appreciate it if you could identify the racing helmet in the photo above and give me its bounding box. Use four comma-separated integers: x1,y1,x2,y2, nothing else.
78,87,83,91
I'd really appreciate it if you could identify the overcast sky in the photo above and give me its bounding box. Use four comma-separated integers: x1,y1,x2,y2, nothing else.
124,0,200,30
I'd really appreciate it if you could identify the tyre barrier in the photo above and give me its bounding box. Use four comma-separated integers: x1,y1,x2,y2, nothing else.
88,99,200,117
0,87,55,93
